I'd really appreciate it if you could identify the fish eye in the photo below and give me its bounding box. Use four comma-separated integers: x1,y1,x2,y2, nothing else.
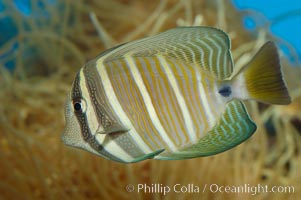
73,100,83,113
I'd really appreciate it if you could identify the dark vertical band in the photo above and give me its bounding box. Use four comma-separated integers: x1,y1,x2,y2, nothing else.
71,71,124,162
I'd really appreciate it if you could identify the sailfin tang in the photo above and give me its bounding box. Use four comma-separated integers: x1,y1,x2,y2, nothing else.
237,41,291,105
157,100,256,159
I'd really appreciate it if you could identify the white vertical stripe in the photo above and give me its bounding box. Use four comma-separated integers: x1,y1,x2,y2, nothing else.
198,39,213,72
95,134,133,162
211,34,229,78
193,66,215,128
188,40,205,66
124,55,177,151
158,56,197,142
81,68,134,161
206,37,222,76
96,58,152,154
79,69,99,135
176,43,190,61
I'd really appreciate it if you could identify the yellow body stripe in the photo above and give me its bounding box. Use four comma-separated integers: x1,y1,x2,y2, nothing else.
194,67,216,128
158,56,197,142
107,60,163,149
124,55,177,151
137,57,187,146
96,58,153,153
169,61,206,139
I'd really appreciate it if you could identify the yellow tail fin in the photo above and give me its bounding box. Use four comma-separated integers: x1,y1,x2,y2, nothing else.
234,42,291,105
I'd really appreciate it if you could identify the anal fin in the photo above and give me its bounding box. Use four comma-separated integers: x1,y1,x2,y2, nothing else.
157,100,257,160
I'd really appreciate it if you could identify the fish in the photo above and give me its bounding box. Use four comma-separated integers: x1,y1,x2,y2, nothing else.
62,26,291,163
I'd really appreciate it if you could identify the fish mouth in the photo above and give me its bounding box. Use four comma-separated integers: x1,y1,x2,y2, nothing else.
61,122,103,157
61,125,76,146
61,114,84,148
61,129,71,146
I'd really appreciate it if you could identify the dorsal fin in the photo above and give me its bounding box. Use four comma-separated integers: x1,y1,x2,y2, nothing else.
102,26,234,80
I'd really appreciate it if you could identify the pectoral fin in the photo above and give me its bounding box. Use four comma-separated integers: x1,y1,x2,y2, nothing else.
157,100,256,160
96,124,129,135
131,149,165,163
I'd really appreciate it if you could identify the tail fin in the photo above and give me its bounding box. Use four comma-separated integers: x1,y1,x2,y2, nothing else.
234,41,291,105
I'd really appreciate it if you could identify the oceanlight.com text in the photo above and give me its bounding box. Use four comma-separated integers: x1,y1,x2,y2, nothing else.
125,183,295,196
208,183,294,195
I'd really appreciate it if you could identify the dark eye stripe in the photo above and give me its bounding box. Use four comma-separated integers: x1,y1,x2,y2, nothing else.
83,63,119,129
71,72,82,99
71,71,123,162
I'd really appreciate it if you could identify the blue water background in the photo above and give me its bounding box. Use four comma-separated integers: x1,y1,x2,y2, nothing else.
233,0,301,65
0,0,58,71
